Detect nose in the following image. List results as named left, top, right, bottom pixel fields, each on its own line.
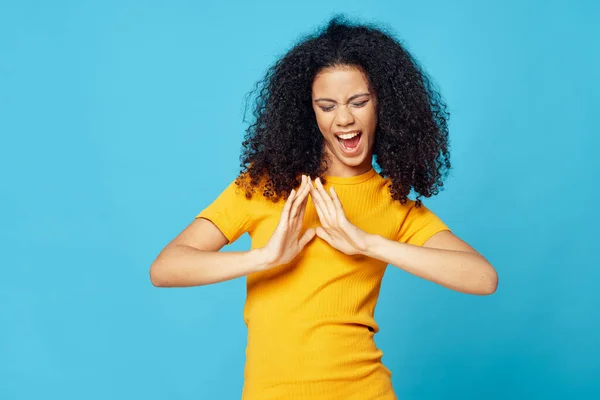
left=335, top=105, right=355, bottom=126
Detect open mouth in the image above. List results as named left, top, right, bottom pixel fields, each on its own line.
left=336, top=131, right=362, bottom=153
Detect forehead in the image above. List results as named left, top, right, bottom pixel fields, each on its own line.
left=312, top=66, right=370, bottom=97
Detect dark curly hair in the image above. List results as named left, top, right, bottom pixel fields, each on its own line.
left=238, top=15, right=451, bottom=207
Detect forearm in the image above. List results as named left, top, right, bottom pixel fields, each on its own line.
left=363, top=234, right=497, bottom=295
left=150, top=244, right=268, bottom=287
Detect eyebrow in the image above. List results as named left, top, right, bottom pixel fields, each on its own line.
left=314, top=92, right=371, bottom=103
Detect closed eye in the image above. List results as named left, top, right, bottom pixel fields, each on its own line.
left=319, top=100, right=369, bottom=112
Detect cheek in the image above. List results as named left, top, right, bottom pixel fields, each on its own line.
left=315, top=113, right=333, bottom=136
left=355, top=108, right=377, bottom=131
left=365, top=108, right=378, bottom=131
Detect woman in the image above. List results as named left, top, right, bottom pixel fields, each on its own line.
left=150, top=16, right=498, bottom=400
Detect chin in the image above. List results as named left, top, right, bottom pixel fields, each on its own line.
left=340, top=155, right=367, bottom=165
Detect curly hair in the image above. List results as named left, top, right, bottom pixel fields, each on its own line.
left=238, top=15, right=451, bottom=207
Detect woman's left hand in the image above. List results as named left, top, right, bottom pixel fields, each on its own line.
left=309, top=177, right=371, bottom=256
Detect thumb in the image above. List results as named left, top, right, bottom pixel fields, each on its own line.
left=299, top=227, right=316, bottom=248
left=315, top=226, right=332, bottom=243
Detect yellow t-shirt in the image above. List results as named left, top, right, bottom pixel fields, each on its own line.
left=196, top=167, right=449, bottom=400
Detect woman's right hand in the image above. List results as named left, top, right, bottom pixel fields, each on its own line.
left=258, top=174, right=315, bottom=270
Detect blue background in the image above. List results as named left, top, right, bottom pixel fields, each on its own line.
left=1, top=0, right=598, bottom=399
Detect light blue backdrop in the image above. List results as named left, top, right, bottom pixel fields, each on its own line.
left=1, top=0, right=598, bottom=399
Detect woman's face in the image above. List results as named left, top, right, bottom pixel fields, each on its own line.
left=311, top=65, right=377, bottom=177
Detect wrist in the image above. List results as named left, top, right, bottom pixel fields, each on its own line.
left=362, top=232, right=384, bottom=258
left=249, top=247, right=273, bottom=272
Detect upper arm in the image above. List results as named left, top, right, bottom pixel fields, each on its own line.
left=193, top=178, right=254, bottom=245
left=396, top=202, right=451, bottom=246
left=168, top=217, right=229, bottom=252
left=422, top=230, right=481, bottom=255
left=161, top=177, right=255, bottom=254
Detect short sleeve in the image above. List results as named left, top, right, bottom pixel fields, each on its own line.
left=396, top=202, right=450, bottom=246
left=195, top=179, right=253, bottom=244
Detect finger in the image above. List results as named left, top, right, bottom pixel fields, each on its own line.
left=299, top=175, right=312, bottom=200
left=289, top=175, right=308, bottom=219
left=309, top=180, right=331, bottom=226
left=296, top=186, right=311, bottom=225
left=298, top=227, right=316, bottom=248
left=295, top=176, right=311, bottom=213
left=316, top=226, right=333, bottom=243
left=315, top=178, right=337, bottom=220
left=312, top=194, right=328, bottom=226
left=279, top=188, right=296, bottom=226
left=329, top=186, right=345, bottom=217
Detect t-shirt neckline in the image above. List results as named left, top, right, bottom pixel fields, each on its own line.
left=323, top=167, right=377, bottom=185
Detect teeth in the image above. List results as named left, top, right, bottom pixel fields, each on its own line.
left=338, top=132, right=360, bottom=140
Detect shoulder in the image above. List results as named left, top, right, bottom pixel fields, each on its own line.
left=210, top=172, right=288, bottom=216
left=373, top=173, right=439, bottom=215
left=233, top=171, right=283, bottom=205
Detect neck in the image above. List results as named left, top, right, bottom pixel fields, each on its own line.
left=322, top=155, right=373, bottom=178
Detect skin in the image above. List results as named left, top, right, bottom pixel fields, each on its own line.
left=309, top=176, right=498, bottom=295
left=308, top=65, right=497, bottom=295
left=150, top=65, right=498, bottom=295
left=312, top=65, right=377, bottom=178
